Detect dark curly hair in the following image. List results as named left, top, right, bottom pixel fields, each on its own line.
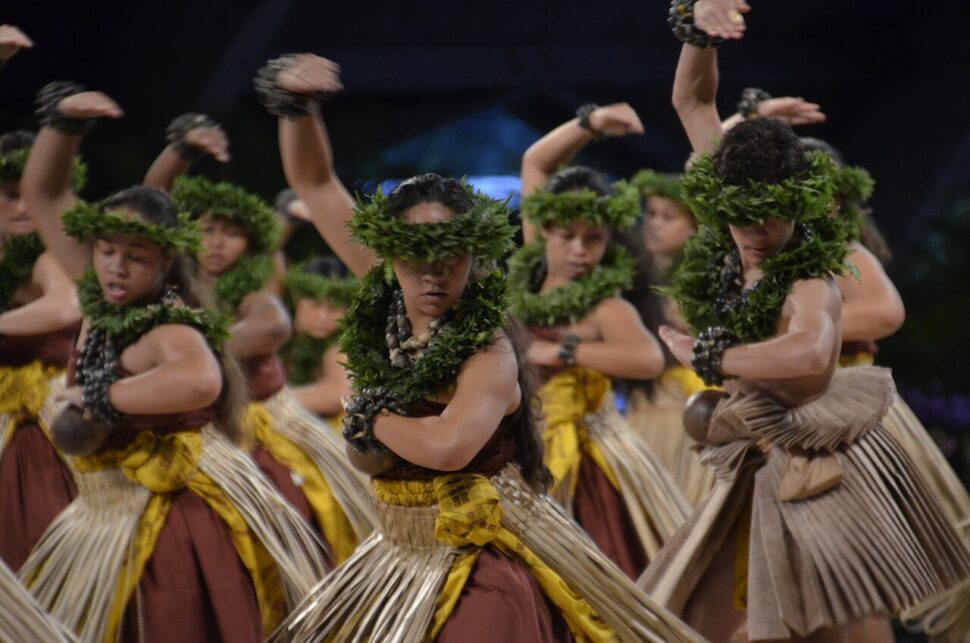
left=302, top=254, right=350, bottom=281
left=713, top=118, right=806, bottom=185
left=385, top=173, right=475, bottom=218
left=545, top=166, right=611, bottom=197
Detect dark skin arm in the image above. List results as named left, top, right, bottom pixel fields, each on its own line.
left=143, top=122, right=230, bottom=191
left=224, top=290, right=292, bottom=359
left=291, top=344, right=352, bottom=416
left=372, top=336, right=521, bottom=471
left=274, top=54, right=376, bottom=277
left=0, top=252, right=80, bottom=335
left=23, top=91, right=123, bottom=280
left=837, top=242, right=905, bottom=341
left=671, top=44, right=723, bottom=156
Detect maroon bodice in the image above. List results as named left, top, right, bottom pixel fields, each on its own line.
left=378, top=399, right=518, bottom=481
left=0, top=323, right=79, bottom=369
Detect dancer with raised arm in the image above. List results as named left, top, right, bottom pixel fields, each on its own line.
left=264, top=52, right=702, bottom=642
left=638, top=7, right=970, bottom=641
left=19, top=83, right=327, bottom=643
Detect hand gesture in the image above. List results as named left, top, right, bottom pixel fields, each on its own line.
left=694, top=0, right=750, bottom=40
left=184, top=125, right=230, bottom=162
left=277, top=54, right=344, bottom=96
left=758, top=97, right=826, bottom=126
left=527, top=340, right=563, bottom=367
left=587, top=103, right=645, bottom=138
left=658, top=325, right=695, bottom=368
left=57, top=91, right=124, bottom=120
left=0, top=25, right=33, bottom=62
left=56, top=386, right=85, bottom=408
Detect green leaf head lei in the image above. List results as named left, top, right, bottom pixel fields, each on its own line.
left=349, top=182, right=517, bottom=264
left=283, top=264, right=359, bottom=311
left=832, top=165, right=875, bottom=242
left=663, top=150, right=853, bottom=344
left=62, top=200, right=202, bottom=254
left=0, top=147, right=88, bottom=193
left=520, top=179, right=640, bottom=230
left=630, top=169, right=686, bottom=206
left=171, top=176, right=280, bottom=312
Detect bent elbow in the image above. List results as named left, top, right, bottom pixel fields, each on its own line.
left=192, top=372, right=224, bottom=408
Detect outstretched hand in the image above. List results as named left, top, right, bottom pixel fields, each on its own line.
left=0, top=25, right=33, bottom=62
left=658, top=325, right=695, bottom=368
left=694, top=0, right=751, bottom=40
left=758, top=97, right=826, bottom=126
left=57, top=91, right=123, bottom=120
left=184, top=125, right=230, bottom=162
left=277, top=54, right=344, bottom=96
left=587, top=102, right=645, bottom=138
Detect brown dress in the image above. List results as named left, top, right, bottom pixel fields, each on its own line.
left=381, top=400, right=573, bottom=642
left=0, top=325, right=78, bottom=570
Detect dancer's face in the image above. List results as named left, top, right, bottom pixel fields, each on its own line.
left=541, top=219, right=610, bottom=281
left=91, top=209, right=171, bottom=307
left=642, top=196, right=695, bottom=259
left=391, top=202, right=472, bottom=322
left=198, top=215, right=249, bottom=278
left=0, top=180, right=34, bottom=236
left=294, top=298, right=345, bottom=339
left=729, top=219, right=795, bottom=267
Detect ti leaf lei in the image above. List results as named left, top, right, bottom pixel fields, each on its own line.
left=0, top=233, right=44, bottom=310
left=663, top=223, right=850, bottom=344
left=78, top=270, right=230, bottom=350
left=281, top=333, right=333, bottom=386
left=339, top=267, right=508, bottom=407
left=507, top=241, right=635, bottom=327
left=213, top=253, right=274, bottom=313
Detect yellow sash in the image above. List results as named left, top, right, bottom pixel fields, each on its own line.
left=839, top=351, right=876, bottom=368
left=660, top=365, right=717, bottom=398
left=73, top=430, right=285, bottom=641
left=246, top=402, right=359, bottom=562
left=0, top=361, right=62, bottom=443
left=538, top=368, right=620, bottom=499
left=373, top=474, right=613, bottom=642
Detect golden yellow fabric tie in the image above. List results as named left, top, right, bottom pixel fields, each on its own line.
left=376, top=474, right=614, bottom=642
left=0, top=361, right=61, bottom=444
left=74, top=430, right=285, bottom=641
left=839, top=351, right=876, bottom=368
left=661, top=365, right=718, bottom=398
left=538, top=368, right=619, bottom=498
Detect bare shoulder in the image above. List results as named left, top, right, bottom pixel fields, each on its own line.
left=592, top=295, right=641, bottom=322
left=141, top=323, right=214, bottom=357
left=789, top=276, right=842, bottom=313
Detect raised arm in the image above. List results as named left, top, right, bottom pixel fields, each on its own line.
left=373, top=336, right=521, bottom=471
left=837, top=243, right=905, bottom=342
left=291, top=344, right=352, bottom=416
left=721, top=95, right=826, bottom=133
left=261, top=54, right=375, bottom=277
left=23, top=87, right=123, bottom=280
left=0, top=24, right=33, bottom=69
left=0, top=253, right=80, bottom=335
left=672, top=44, right=723, bottom=156
left=223, top=290, right=292, bottom=359
left=520, top=103, right=644, bottom=243
left=143, top=113, right=230, bottom=191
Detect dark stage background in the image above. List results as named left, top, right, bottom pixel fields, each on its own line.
left=2, top=6, right=969, bottom=633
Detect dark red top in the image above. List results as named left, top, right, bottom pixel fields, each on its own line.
left=0, top=323, right=79, bottom=369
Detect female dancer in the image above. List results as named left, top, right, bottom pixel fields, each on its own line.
left=263, top=52, right=702, bottom=642
left=280, top=256, right=356, bottom=420
left=516, top=110, right=690, bottom=577
left=0, top=129, right=82, bottom=569
left=639, top=16, right=970, bottom=642
left=19, top=83, right=326, bottom=642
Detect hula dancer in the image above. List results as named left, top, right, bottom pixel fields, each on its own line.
left=638, top=15, right=970, bottom=642
left=0, top=129, right=83, bottom=570
left=280, top=256, right=356, bottom=423
left=19, top=84, right=327, bottom=642
left=169, top=172, right=375, bottom=563
left=266, top=52, right=702, bottom=642
left=515, top=110, right=690, bottom=577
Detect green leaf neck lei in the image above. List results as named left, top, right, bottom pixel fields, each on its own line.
left=78, top=270, right=230, bottom=350
left=507, top=241, right=635, bottom=328
left=212, top=253, right=274, bottom=313
left=663, top=223, right=850, bottom=344
left=0, top=233, right=44, bottom=311
left=339, top=267, right=508, bottom=408
left=282, top=332, right=335, bottom=386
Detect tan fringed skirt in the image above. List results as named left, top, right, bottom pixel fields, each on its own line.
left=0, top=558, right=76, bottom=642
left=639, top=366, right=970, bottom=641
left=278, top=464, right=702, bottom=643
left=625, top=371, right=716, bottom=506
